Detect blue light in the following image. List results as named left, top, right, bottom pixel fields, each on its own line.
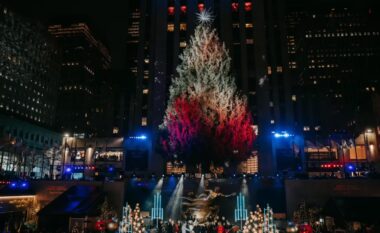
left=108, top=166, right=114, bottom=172
left=273, top=131, right=293, bottom=138
left=21, top=182, right=27, bottom=188
left=10, top=182, right=16, bottom=188
left=129, top=135, right=147, bottom=140
left=348, top=165, right=354, bottom=171
left=66, top=167, right=72, bottom=173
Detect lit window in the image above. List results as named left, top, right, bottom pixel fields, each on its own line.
left=180, top=23, right=187, bottom=31
left=276, top=66, right=283, bottom=72
left=267, top=66, right=272, bottom=75
left=270, top=120, right=275, bottom=124
left=303, top=126, right=310, bottom=131
left=315, top=126, right=321, bottom=131
left=292, top=95, right=296, bottom=101
left=143, top=89, right=149, bottom=94
left=144, top=58, right=149, bottom=64
left=167, top=24, right=174, bottom=32
left=113, top=127, right=119, bottom=134
left=245, top=23, right=253, bottom=28
left=141, top=117, right=148, bottom=126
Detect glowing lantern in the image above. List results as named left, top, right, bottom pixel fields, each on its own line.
left=232, top=3, right=239, bottom=12
left=245, top=2, right=252, bottom=11
left=168, top=6, right=175, bottom=16
left=180, top=5, right=187, bottom=13
left=198, top=3, right=205, bottom=12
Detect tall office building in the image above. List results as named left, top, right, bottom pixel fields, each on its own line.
left=281, top=0, right=380, bottom=172
left=0, top=4, right=60, bottom=127
left=126, top=0, right=294, bottom=174
left=284, top=0, right=380, bottom=136
left=48, top=23, right=114, bottom=138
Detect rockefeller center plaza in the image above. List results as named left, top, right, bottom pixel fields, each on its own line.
left=1, top=0, right=380, bottom=232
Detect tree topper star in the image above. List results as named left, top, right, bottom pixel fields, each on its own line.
left=196, top=10, right=214, bottom=24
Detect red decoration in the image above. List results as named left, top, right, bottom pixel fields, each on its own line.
left=168, top=6, right=175, bottom=16
left=198, top=3, right=205, bottom=12
left=163, top=96, right=255, bottom=164
left=180, top=5, right=187, bottom=13
left=245, top=2, right=252, bottom=11
left=299, top=224, right=313, bottom=233
left=95, top=220, right=106, bottom=231
left=232, top=3, right=239, bottom=12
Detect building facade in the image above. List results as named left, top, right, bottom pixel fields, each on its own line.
left=282, top=0, right=380, bottom=173
left=0, top=4, right=60, bottom=128
left=48, top=23, right=114, bottom=138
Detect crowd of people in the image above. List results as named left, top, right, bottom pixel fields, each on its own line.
left=149, top=215, right=240, bottom=233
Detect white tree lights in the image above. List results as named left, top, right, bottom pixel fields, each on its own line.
left=119, top=203, right=145, bottom=233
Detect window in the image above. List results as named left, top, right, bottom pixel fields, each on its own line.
left=113, top=127, right=119, bottom=134
left=167, top=24, right=174, bottom=32
left=292, top=95, right=297, bottom=101
left=303, top=126, right=310, bottom=131
left=143, top=89, right=149, bottom=94
left=245, top=23, right=253, bottom=28
left=180, top=23, right=187, bottom=31
left=141, top=117, right=148, bottom=126
left=267, top=66, right=272, bottom=75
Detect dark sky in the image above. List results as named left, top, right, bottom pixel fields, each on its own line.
left=2, top=0, right=129, bottom=71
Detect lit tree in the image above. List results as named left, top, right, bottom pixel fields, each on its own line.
left=161, top=11, right=255, bottom=166
left=243, top=205, right=264, bottom=233
left=131, top=203, right=145, bottom=233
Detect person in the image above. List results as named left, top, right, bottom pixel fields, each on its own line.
left=216, top=222, right=225, bottom=233
left=181, top=221, right=188, bottom=233
left=173, top=221, right=180, bottom=233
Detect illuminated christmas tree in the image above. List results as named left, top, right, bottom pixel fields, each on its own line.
left=263, top=204, right=278, bottom=233
left=243, top=205, right=264, bottom=233
left=119, top=204, right=133, bottom=233
left=131, top=203, right=145, bottom=233
left=161, top=10, right=255, bottom=166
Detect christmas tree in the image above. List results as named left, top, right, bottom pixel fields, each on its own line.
left=119, top=204, right=133, bottom=233
left=161, top=10, right=255, bottom=166
left=263, top=204, right=278, bottom=233
left=131, top=203, right=145, bottom=233
left=243, top=205, right=264, bottom=233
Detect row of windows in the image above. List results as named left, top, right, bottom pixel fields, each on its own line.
left=305, top=31, right=380, bottom=38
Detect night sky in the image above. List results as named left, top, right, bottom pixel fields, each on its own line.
left=2, top=0, right=129, bottom=71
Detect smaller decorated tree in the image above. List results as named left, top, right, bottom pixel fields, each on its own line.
left=263, top=204, right=278, bottom=233
left=131, top=203, right=145, bottom=233
left=243, top=205, right=263, bottom=233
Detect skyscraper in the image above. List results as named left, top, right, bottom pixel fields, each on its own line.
left=0, top=4, right=60, bottom=127
left=48, top=23, right=114, bottom=138
left=282, top=0, right=380, bottom=172
left=284, top=0, right=380, bottom=136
